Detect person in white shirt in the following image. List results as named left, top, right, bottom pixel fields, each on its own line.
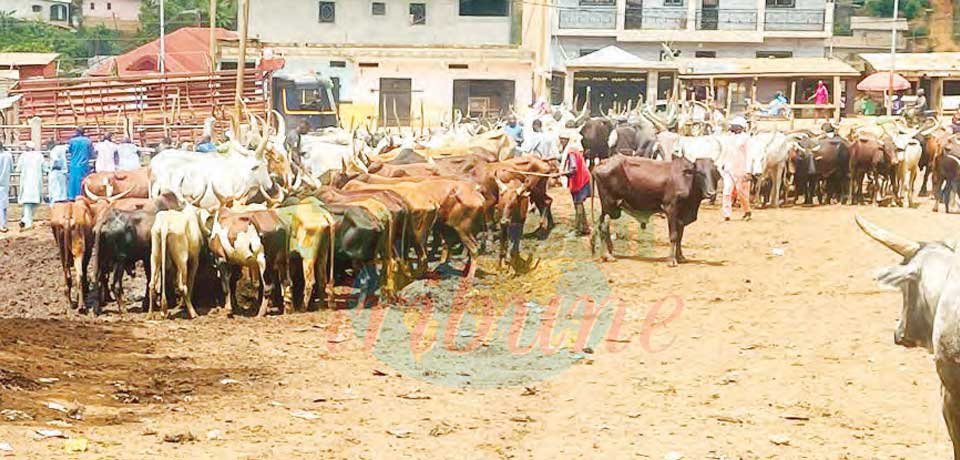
left=16, top=143, right=45, bottom=229
left=117, top=137, right=141, bottom=171
left=94, top=132, right=119, bottom=173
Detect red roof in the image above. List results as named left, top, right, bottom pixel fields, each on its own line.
left=88, top=27, right=238, bottom=77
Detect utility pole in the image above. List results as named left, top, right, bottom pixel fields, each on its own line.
left=209, top=0, right=217, bottom=71
left=887, top=0, right=899, bottom=116
left=234, top=0, right=250, bottom=135
left=159, top=0, right=166, bottom=73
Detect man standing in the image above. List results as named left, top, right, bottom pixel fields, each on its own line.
left=0, top=145, right=11, bottom=233
left=285, top=121, right=311, bottom=166
left=67, top=128, right=94, bottom=200
left=503, top=115, right=524, bottom=150
left=17, top=143, right=45, bottom=229
left=94, top=132, right=119, bottom=173
left=47, top=141, right=68, bottom=204
left=562, top=139, right=592, bottom=236
left=117, top=137, right=141, bottom=170
left=720, top=117, right=752, bottom=222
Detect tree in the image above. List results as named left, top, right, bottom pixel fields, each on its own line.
left=137, top=0, right=237, bottom=42
left=864, top=0, right=931, bottom=20
left=0, top=13, right=131, bottom=74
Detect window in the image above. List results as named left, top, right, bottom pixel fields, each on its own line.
left=89, top=2, right=94, bottom=10
left=579, top=48, right=599, bottom=57
left=944, top=80, right=960, bottom=96
left=107, top=2, right=111, bottom=10
left=695, top=51, right=717, bottom=58
left=756, top=51, right=793, bottom=58
left=372, top=2, right=385, bottom=15
left=31, top=5, right=41, bottom=12
left=50, top=4, right=67, bottom=21
left=318, top=1, right=335, bottom=23
left=449, top=63, right=469, bottom=69
left=459, top=0, right=508, bottom=16
left=664, top=0, right=683, bottom=5
left=766, top=0, right=795, bottom=7
left=410, top=3, right=426, bottom=25
left=358, top=62, right=379, bottom=68
left=580, top=0, right=615, bottom=5
left=329, top=60, right=346, bottom=68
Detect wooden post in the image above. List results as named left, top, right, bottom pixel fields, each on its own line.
left=209, top=0, right=217, bottom=70
left=833, top=75, right=842, bottom=121
left=790, top=80, right=797, bottom=121
left=233, top=0, right=250, bottom=136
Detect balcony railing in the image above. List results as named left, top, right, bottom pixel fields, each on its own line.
left=558, top=6, right=616, bottom=30
left=695, top=9, right=757, bottom=31
left=625, top=7, right=688, bottom=30
left=764, top=9, right=826, bottom=31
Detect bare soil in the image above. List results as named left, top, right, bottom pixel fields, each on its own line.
left=0, top=193, right=953, bottom=459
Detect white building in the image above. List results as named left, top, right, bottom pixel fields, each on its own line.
left=240, top=0, right=551, bottom=127
left=0, top=0, right=73, bottom=27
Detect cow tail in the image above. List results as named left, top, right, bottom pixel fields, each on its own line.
left=328, top=214, right=336, bottom=307
left=590, top=171, right=597, bottom=227
left=160, top=226, right=168, bottom=310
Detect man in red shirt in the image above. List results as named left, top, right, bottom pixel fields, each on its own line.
left=562, top=139, right=592, bottom=236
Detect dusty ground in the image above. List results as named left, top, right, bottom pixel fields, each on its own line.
left=0, top=192, right=954, bottom=459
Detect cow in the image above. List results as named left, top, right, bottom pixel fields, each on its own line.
left=933, top=136, right=960, bottom=213
left=50, top=199, right=107, bottom=311
left=149, top=204, right=207, bottom=319
left=494, top=179, right=535, bottom=270
left=747, top=132, right=795, bottom=209
left=857, top=215, right=960, bottom=458
left=276, top=198, right=340, bottom=310
left=592, top=155, right=719, bottom=266
left=891, top=132, right=923, bottom=208
left=849, top=134, right=894, bottom=205
left=580, top=118, right=614, bottom=166
left=90, top=193, right=179, bottom=315
left=82, top=168, right=151, bottom=200
left=209, top=204, right=289, bottom=317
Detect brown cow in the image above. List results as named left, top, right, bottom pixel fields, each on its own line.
left=849, top=135, right=895, bottom=205
left=83, top=168, right=151, bottom=201
left=593, top=156, right=719, bottom=266
left=50, top=200, right=107, bottom=311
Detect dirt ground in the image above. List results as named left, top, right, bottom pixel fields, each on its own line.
left=0, top=191, right=954, bottom=459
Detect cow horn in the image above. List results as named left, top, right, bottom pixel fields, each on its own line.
left=189, top=183, right=208, bottom=208
left=855, top=215, right=920, bottom=258
left=105, top=187, right=134, bottom=204
left=211, top=182, right=228, bottom=208
left=260, top=184, right=285, bottom=207
left=84, top=183, right=105, bottom=202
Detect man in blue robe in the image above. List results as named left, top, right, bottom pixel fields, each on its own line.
left=67, top=128, right=94, bottom=200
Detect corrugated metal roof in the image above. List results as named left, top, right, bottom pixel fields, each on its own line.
left=0, top=53, right=59, bottom=67
left=676, top=57, right=860, bottom=77
left=565, top=46, right=677, bottom=71
left=87, top=27, right=238, bottom=77
left=859, top=52, right=960, bottom=74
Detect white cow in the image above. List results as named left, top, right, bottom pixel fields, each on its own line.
left=747, top=132, right=795, bottom=208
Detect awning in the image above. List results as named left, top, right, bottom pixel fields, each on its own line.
left=857, top=72, right=911, bottom=92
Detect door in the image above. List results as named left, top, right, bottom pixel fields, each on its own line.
left=379, top=78, right=412, bottom=128
left=700, top=0, right=718, bottom=30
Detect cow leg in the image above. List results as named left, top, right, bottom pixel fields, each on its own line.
left=173, top=252, right=197, bottom=319
left=675, top=223, right=687, bottom=264
left=943, top=387, right=960, bottom=460
left=258, top=254, right=273, bottom=317
left=112, top=265, right=126, bottom=316
left=920, top=166, right=931, bottom=196
left=597, top=215, right=615, bottom=263
left=300, top=257, right=316, bottom=314
left=185, top=254, right=200, bottom=319
left=666, top=214, right=680, bottom=267
left=73, top=256, right=86, bottom=314
left=772, top=166, right=783, bottom=209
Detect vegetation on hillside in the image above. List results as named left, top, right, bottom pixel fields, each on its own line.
left=863, top=0, right=930, bottom=20
left=137, top=0, right=237, bottom=42
left=0, top=11, right=129, bottom=73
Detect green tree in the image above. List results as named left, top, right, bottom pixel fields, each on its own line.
left=0, top=12, right=133, bottom=74
left=864, top=0, right=931, bottom=20
left=137, top=0, right=237, bottom=42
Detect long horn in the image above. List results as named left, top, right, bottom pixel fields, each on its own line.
left=84, top=183, right=105, bottom=202
left=106, top=187, right=134, bottom=204
left=189, top=182, right=209, bottom=208
left=211, top=182, right=228, bottom=207
left=855, top=215, right=921, bottom=258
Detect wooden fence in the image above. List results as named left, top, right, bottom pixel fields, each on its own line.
left=9, top=69, right=267, bottom=147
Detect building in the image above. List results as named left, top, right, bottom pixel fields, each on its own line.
left=237, top=0, right=550, bottom=128
left=87, top=27, right=237, bottom=77
left=0, top=53, right=59, bottom=80
left=83, top=0, right=142, bottom=32
left=860, top=52, right=960, bottom=112
left=0, top=0, right=73, bottom=27
left=831, top=16, right=908, bottom=70
left=553, top=0, right=835, bottom=65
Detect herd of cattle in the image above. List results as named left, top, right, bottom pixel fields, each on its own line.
left=50, top=118, right=561, bottom=319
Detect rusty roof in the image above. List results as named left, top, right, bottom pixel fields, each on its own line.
left=859, top=52, right=960, bottom=75
left=87, top=27, right=238, bottom=77
left=676, top=57, right=860, bottom=78
left=0, top=53, right=59, bottom=67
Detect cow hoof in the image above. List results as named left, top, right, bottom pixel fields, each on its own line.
left=668, top=260, right=679, bottom=268
left=601, top=255, right=617, bottom=263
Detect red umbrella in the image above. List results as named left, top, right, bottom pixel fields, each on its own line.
left=857, top=72, right=911, bottom=92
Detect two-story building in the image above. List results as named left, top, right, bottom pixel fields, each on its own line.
left=83, top=0, right=141, bottom=32
left=0, top=0, right=74, bottom=27
left=236, top=0, right=550, bottom=128
left=553, top=0, right=834, bottom=63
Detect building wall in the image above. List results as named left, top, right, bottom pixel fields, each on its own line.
left=554, top=36, right=826, bottom=64
left=0, top=0, right=71, bottom=25
left=248, top=0, right=513, bottom=46
left=17, top=62, right=56, bottom=79
left=85, top=0, right=139, bottom=20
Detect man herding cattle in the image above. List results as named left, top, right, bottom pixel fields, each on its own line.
left=562, top=139, right=592, bottom=237
left=720, top=116, right=752, bottom=222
